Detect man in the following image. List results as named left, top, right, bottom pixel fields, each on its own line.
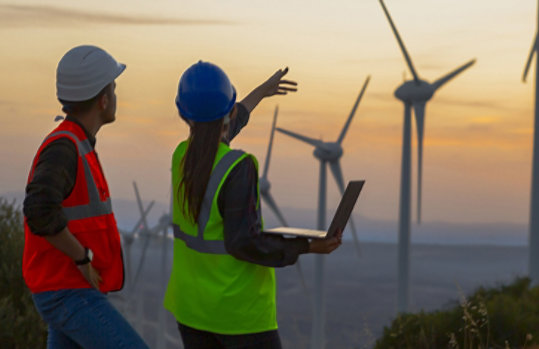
left=23, top=45, right=148, bottom=349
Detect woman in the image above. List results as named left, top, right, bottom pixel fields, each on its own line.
left=164, top=61, right=342, bottom=349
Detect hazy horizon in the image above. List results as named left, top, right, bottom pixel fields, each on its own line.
left=5, top=188, right=527, bottom=247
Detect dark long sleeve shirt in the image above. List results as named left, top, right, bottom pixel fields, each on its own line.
left=219, top=104, right=309, bottom=267
left=23, top=103, right=308, bottom=267
left=219, top=156, right=309, bottom=267
left=23, top=116, right=93, bottom=236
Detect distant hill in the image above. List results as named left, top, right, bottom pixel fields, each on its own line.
left=261, top=206, right=528, bottom=247
left=3, top=192, right=527, bottom=246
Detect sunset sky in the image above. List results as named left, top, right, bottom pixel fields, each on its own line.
left=0, top=0, right=537, bottom=228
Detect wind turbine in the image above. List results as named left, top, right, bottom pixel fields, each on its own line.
left=378, top=0, right=475, bottom=312
left=276, top=76, right=369, bottom=349
left=113, top=192, right=154, bottom=319
left=120, top=198, right=155, bottom=287
left=522, top=1, right=539, bottom=286
left=260, top=106, right=308, bottom=292
left=128, top=182, right=173, bottom=349
left=131, top=181, right=154, bottom=288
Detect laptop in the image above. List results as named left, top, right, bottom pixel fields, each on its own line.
left=264, top=180, right=365, bottom=239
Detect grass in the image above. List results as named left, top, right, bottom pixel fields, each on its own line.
left=375, top=277, right=539, bottom=349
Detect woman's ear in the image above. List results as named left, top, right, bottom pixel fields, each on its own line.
left=230, top=104, right=238, bottom=120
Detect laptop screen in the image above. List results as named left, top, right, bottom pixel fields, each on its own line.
left=326, top=180, right=365, bottom=238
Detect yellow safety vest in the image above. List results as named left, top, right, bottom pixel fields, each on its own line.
left=164, top=141, right=277, bottom=334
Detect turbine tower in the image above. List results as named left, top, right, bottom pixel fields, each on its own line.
left=260, top=106, right=308, bottom=292
left=129, top=182, right=172, bottom=349
left=120, top=194, right=154, bottom=288
left=378, top=0, right=475, bottom=312
left=276, top=76, right=370, bottom=349
left=522, top=0, right=539, bottom=286
left=260, top=106, right=289, bottom=227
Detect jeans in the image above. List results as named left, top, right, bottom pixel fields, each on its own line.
left=178, top=322, right=282, bottom=349
left=32, top=288, right=148, bottom=349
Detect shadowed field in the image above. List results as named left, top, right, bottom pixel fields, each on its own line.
left=110, top=239, right=527, bottom=348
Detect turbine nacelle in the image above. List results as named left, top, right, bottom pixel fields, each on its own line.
left=314, top=142, right=343, bottom=162
left=394, top=80, right=434, bottom=103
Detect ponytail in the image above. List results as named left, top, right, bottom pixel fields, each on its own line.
left=178, top=118, right=224, bottom=223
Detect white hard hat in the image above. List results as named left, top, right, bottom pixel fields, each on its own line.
left=56, top=45, right=126, bottom=102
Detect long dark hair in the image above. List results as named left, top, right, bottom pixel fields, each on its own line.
left=178, top=118, right=224, bottom=223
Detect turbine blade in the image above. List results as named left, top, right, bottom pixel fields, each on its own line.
left=132, top=231, right=151, bottom=288
left=133, top=181, right=150, bottom=231
left=261, top=191, right=289, bottom=227
left=329, top=161, right=346, bottom=193
left=347, top=215, right=362, bottom=257
left=318, top=160, right=327, bottom=230
left=329, top=161, right=361, bottom=256
left=432, top=59, right=476, bottom=91
left=276, top=127, right=321, bottom=148
left=132, top=212, right=170, bottom=288
left=413, top=102, right=426, bottom=225
left=130, top=201, right=155, bottom=234
left=379, top=0, right=420, bottom=83
left=263, top=106, right=279, bottom=179
left=131, top=182, right=154, bottom=288
left=337, top=76, right=370, bottom=144
left=523, top=33, right=538, bottom=83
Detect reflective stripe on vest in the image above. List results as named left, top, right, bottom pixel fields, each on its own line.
left=44, top=130, right=112, bottom=220
left=173, top=149, right=262, bottom=255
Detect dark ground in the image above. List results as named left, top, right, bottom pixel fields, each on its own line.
left=110, top=239, right=527, bottom=349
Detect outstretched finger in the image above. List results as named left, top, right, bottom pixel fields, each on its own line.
left=273, top=67, right=290, bottom=80
left=278, top=86, right=297, bottom=92
left=279, top=79, right=297, bottom=86
left=279, top=67, right=289, bottom=77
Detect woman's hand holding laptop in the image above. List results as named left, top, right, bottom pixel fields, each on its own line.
left=308, top=229, right=343, bottom=254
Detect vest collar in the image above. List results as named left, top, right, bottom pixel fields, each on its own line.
left=65, top=115, right=96, bottom=148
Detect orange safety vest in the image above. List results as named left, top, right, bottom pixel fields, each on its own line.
left=23, top=120, right=124, bottom=293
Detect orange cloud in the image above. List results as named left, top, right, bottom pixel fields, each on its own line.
left=0, top=4, right=235, bottom=28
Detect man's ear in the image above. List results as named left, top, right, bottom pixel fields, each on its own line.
left=98, top=93, right=109, bottom=110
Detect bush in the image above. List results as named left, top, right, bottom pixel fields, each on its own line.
left=0, top=198, right=47, bottom=348
left=375, top=277, right=539, bottom=349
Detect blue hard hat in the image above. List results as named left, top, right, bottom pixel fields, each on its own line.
left=175, top=61, right=236, bottom=122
